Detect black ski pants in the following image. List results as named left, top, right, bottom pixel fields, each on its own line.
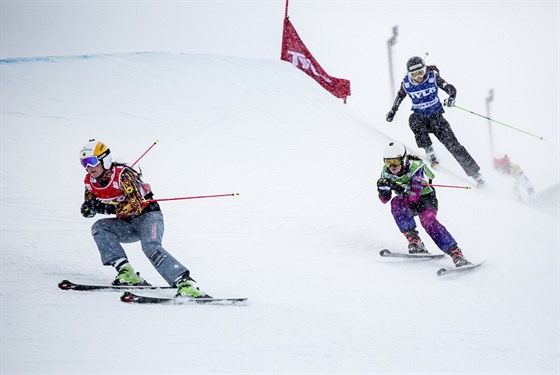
left=409, top=111, right=480, bottom=177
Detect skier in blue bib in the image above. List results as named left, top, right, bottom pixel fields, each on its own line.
left=386, top=56, right=484, bottom=187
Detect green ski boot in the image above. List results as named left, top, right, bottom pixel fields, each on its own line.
left=112, top=264, right=150, bottom=286
left=175, top=276, right=212, bottom=298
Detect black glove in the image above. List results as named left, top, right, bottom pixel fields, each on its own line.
left=390, top=182, right=406, bottom=195
left=91, top=199, right=117, bottom=215
left=386, top=109, right=396, bottom=122
left=377, top=178, right=392, bottom=201
left=377, top=178, right=392, bottom=193
left=378, top=178, right=406, bottom=194
left=80, top=201, right=96, bottom=218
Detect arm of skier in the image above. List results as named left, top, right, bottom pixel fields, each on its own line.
left=386, top=84, right=407, bottom=122
left=436, top=73, right=457, bottom=106
left=117, top=168, right=145, bottom=217
left=80, top=189, right=96, bottom=217
left=377, top=178, right=393, bottom=204
left=407, top=169, right=424, bottom=203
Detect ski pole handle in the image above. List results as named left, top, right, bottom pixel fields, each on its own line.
left=148, top=193, right=239, bottom=202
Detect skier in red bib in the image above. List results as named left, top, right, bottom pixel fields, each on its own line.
left=79, top=139, right=210, bottom=298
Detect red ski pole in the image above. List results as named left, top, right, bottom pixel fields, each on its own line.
left=131, top=140, right=159, bottom=168
left=423, top=183, right=471, bottom=190
left=148, top=193, right=239, bottom=203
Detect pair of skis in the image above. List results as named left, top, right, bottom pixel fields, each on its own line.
left=59, top=247, right=483, bottom=302
left=379, top=249, right=485, bottom=276
left=58, top=280, right=247, bottom=305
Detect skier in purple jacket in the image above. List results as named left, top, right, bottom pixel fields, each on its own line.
left=377, top=142, right=471, bottom=267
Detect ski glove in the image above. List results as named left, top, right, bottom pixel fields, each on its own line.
left=377, top=178, right=406, bottom=195
left=377, top=178, right=392, bottom=192
left=386, top=109, right=396, bottom=122
left=377, top=178, right=392, bottom=202
left=391, top=182, right=406, bottom=195
left=80, top=202, right=96, bottom=218
left=444, top=97, right=455, bottom=107
left=91, top=199, right=117, bottom=215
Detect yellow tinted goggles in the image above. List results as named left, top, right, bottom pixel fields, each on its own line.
left=384, top=157, right=403, bottom=168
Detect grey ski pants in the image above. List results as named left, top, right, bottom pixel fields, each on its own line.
left=90, top=211, right=188, bottom=286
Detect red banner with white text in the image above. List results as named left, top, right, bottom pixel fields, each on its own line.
left=281, top=18, right=351, bottom=102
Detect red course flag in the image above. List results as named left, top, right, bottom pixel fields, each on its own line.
left=281, top=17, right=351, bottom=102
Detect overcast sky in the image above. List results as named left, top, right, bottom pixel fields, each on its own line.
left=1, top=1, right=285, bottom=59
left=2, top=1, right=558, bottom=63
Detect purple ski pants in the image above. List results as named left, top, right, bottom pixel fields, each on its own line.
left=390, top=195, right=456, bottom=252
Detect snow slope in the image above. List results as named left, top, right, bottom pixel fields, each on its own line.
left=1, top=53, right=558, bottom=374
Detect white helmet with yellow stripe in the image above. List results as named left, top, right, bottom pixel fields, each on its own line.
left=79, top=139, right=112, bottom=169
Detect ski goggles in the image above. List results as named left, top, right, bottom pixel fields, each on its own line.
left=384, top=157, right=403, bottom=168
left=80, top=156, right=101, bottom=168
left=409, top=68, right=426, bottom=79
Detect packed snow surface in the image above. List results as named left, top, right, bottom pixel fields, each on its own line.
left=1, top=52, right=558, bottom=374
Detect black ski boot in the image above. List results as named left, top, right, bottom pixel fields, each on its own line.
left=446, top=245, right=472, bottom=267
left=403, top=228, right=428, bottom=254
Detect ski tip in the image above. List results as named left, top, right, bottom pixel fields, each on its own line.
left=379, top=249, right=391, bottom=257
left=120, top=292, right=139, bottom=303
left=58, top=280, right=74, bottom=290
